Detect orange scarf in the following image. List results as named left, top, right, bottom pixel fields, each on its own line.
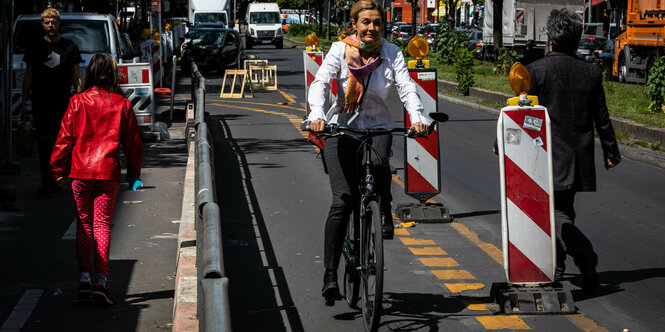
left=342, top=35, right=382, bottom=113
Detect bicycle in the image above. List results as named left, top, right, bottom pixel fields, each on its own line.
left=302, top=112, right=448, bottom=332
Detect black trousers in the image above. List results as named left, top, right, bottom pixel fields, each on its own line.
left=554, top=190, right=596, bottom=268
left=323, top=134, right=392, bottom=270
left=33, top=100, right=68, bottom=186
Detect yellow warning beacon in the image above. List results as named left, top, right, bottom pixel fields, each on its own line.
left=507, top=62, right=539, bottom=106
left=407, top=35, right=430, bottom=69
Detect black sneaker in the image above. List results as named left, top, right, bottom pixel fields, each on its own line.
left=76, top=281, right=92, bottom=301
left=92, top=284, right=114, bottom=306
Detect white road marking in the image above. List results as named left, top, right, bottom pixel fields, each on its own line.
left=61, top=218, right=77, bottom=240
left=0, top=289, right=43, bottom=331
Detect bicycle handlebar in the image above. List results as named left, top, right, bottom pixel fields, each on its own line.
left=300, top=111, right=448, bottom=139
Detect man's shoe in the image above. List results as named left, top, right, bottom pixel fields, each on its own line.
left=321, top=269, right=342, bottom=305
left=92, top=284, right=114, bottom=306
left=576, top=253, right=599, bottom=293
left=76, top=281, right=92, bottom=301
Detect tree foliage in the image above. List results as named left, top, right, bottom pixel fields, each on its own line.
left=646, top=56, right=665, bottom=113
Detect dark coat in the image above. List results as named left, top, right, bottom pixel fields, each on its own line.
left=527, top=52, right=621, bottom=192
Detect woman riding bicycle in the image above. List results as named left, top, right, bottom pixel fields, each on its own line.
left=306, top=0, right=431, bottom=303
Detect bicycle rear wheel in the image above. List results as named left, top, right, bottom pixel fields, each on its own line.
left=343, top=212, right=360, bottom=309
left=361, top=200, right=384, bottom=332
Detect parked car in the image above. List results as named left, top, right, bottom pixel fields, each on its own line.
left=392, top=21, right=409, bottom=34
left=179, top=23, right=225, bottom=56
left=468, top=30, right=483, bottom=58
left=422, top=23, right=441, bottom=50
left=393, top=24, right=413, bottom=43
left=181, top=27, right=242, bottom=74
left=577, top=34, right=607, bottom=61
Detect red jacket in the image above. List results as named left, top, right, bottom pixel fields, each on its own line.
left=50, top=86, right=142, bottom=182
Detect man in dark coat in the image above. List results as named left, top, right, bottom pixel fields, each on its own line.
left=526, top=8, right=621, bottom=293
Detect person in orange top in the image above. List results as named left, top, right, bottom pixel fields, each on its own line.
left=50, top=53, right=143, bottom=306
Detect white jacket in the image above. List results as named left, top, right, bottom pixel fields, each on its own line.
left=307, top=40, right=430, bottom=129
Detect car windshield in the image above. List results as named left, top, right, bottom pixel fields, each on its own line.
left=191, top=30, right=225, bottom=46
left=579, top=37, right=604, bottom=50
left=399, top=25, right=411, bottom=33
left=195, top=13, right=227, bottom=25
left=250, top=12, right=281, bottom=24
left=14, top=19, right=110, bottom=54
left=428, top=25, right=441, bottom=33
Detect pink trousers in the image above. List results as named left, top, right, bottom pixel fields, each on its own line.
left=71, top=179, right=119, bottom=276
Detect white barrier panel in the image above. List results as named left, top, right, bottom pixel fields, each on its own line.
left=404, top=69, right=440, bottom=199
left=497, top=104, right=556, bottom=285
left=118, top=62, right=155, bottom=128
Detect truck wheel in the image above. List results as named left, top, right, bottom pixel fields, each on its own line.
left=246, top=38, right=253, bottom=49
left=618, top=56, right=627, bottom=83
left=276, top=40, right=283, bottom=49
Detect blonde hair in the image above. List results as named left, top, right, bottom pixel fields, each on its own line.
left=41, top=8, right=60, bottom=22
left=350, top=0, right=385, bottom=27
left=84, top=53, right=121, bottom=93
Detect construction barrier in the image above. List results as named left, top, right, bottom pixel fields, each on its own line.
left=404, top=69, right=440, bottom=198
left=302, top=51, right=337, bottom=116
left=118, top=61, right=155, bottom=128
left=395, top=68, right=450, bottom=223
left=496, top=100, right=556, bottom=284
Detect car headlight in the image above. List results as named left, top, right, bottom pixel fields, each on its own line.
left=249, top=28, right=254, bottom=35
left=276, top=28, right=283, bottom=36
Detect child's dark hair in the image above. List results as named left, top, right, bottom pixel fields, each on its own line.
left=83, top=53, right=121, bottom=93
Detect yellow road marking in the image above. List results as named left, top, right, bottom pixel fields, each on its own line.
left=449, top=221, right=504, bottom=266
left=567, top=314, right=609, bottom=332
left=212, top=99, right=306, bottom=112
left=444, top=283, right=485, bottom=293
left=476, top=315, right=531, bottom=330
left=462, top=300, right=489, bottom=311
left=408, top=246, right=447, bottom=255
left=394, top=229, right=411, bottom=236
left=277, top=87, right=297, bottom=104
left=399, top=238, right=436, bottom=246
left=419, top=257, right=459, bottom=267
left=432, top=270, right=475, bottom=279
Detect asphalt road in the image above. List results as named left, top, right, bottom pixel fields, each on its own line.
left=205, top=42, right=665, bottom=331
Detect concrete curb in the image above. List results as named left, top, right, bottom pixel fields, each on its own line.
left=172, top=118, right=199, bottom=331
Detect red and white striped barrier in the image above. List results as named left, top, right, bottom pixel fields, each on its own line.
left=404, top=69, right=440, bottom=198
left=303, top=51, right=338, bottom=116
left=303, top=51, right=323, bottom=116
left=497, top=103, right=556, bottom=284
left=118, top=62, right=155, bottom=128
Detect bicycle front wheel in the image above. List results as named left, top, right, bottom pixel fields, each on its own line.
left=343, top=211, right=360, bottom=309
left=361, top=200, right=384, bottom=332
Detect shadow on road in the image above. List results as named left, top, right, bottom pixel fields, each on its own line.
left=570, top=267, right=665, bottom=301
left=210, top=114, right=304, bottom=331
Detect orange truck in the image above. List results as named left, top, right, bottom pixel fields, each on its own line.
left=613, top=0, right=665, bottom=83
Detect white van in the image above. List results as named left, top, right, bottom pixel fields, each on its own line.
left=244, top=2, right=283, bottom=49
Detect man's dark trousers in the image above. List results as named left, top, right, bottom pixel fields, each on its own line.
left=554, top=190, right=596, bottom=269
left=34, top=99, right=68, bottom=187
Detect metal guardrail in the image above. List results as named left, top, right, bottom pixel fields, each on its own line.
left=191, top=62, right=232, bottom=332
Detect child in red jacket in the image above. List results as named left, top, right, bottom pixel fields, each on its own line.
left=50, top=53, right=143, bottom=305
